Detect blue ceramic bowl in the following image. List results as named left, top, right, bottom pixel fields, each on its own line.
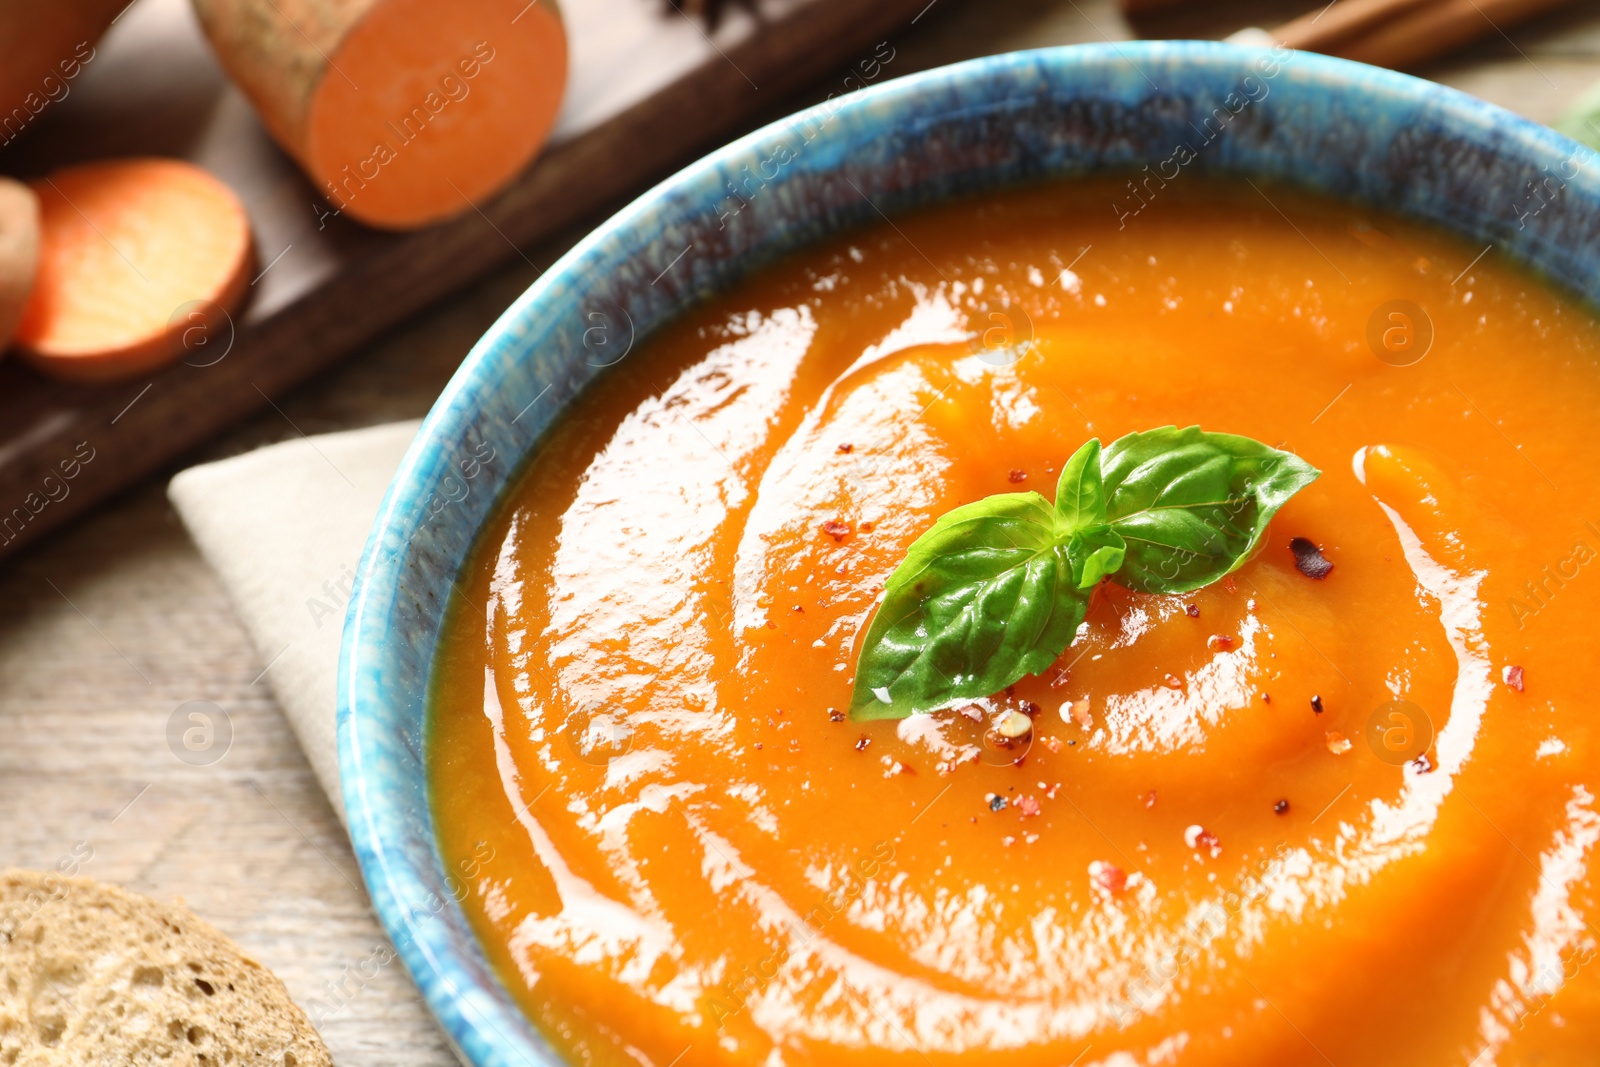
left=339, top=41, right=1600, bottom=1067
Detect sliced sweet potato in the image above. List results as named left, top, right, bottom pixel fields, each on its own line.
left=0, top=0, right=126, bottom=150
left=13, top=158, right=254, bottom=384
left=193, top=0, right=568, bottom=230
left=0, top=177, right=39, bottom=353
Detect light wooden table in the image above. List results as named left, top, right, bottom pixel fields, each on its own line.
left=4, top=2, right=1598, bottom=1063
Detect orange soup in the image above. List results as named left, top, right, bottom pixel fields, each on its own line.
left=429, top=180, right=1600, bottom=1066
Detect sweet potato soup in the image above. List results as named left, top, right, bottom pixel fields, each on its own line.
left=429, top=179, right=1600, bottom=1066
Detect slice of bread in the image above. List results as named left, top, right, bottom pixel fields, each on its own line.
left=0, top=870, right=333, bottom=1066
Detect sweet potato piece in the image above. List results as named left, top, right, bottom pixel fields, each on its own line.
left=0, top=177, right=39, bottom=354
left=193, top=0, right=568, bottom=230
left=0, top=0, right=125, bottom=149
left=14, top=158, right=254, bottom=384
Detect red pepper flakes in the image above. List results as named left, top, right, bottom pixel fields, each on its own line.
left=1143, top=790, right=1157, bottom=809
left=1273, top=798, right=1289, bottom=815
left=1008, top=468, right=1028, bottom=483
left=793, top=605, right=805, bottom=613
left=854, top=736, right=871, bottom=752
left=1184, top=603, right=1200, bottom=618
left=1223, top=576, right=1238, bottom=595
left=822, top=519, right=852, bottom=541
left=1163, top=673, right=1184, bottom=690
left=957, top=703, right=984, bottom=723
left=1040, top=736, right=1063, bottom=754
left=1262, top=692, right=1272, bottom=704
left=1090, top=860, right=1127, bottom=895
left=754, top=742, right=763, bottom=750
left=1411, top=752, right=1435, bottom=773
left=1049, top=668, right=1072, bottom=689
left=1185, top=825, right=1221, bottom=857
left=1017, top=795, right=1041, bottom=818
left=1207, top=634, right=1235, bottom=652
left=836, top=443, right=854, bottom=454
left=827, top=708, right=845, bottom=722
left=1310, top=694, right=1324, bottom=714
left=1503, top=665, right=1526, bottom=692
left=860, top=521, right=875, bottom=532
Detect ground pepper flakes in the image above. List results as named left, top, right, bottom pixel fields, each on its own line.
left=1503, top=665, right=1526, bottom=692
left=1185, top=825, right=1221, bottom=857
left=1090, top=860, right=1127, bottom=895
left=822, top=519, right=852, bottom=541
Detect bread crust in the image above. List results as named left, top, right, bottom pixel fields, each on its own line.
left=0, top=869, right=333, bottom=1067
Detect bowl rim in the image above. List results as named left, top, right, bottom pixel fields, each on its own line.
left=338, top=39, right=1597, bottom=1067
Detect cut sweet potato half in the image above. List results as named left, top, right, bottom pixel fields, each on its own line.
left=13, top=158, right=254, bottom=384
left=0, top=0, right=126, bottom=148
left=0, top=177, right=40, bottom=354
left=193, top=0, right=568, bottom=231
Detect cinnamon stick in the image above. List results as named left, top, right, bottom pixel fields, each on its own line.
left=1273, top=0, right=1439, bottom=53
left=1328, top=0, right=1575, bottom=69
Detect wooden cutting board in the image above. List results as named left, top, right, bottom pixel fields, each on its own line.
left=0, top=0, right=931, bottom=561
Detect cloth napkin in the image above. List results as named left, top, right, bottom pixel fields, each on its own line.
left=168, top=421, right=420, bottom=823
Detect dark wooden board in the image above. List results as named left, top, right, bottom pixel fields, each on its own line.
left=0, top=0, right=932, bottom=560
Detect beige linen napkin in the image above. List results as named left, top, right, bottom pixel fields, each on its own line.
left=168, top=421, right=420, bottom=822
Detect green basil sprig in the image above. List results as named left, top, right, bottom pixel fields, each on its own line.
left=849, top=426, right=1319, bottom=721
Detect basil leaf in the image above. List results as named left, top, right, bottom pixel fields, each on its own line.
left=1068, top=526, right=1126, bottom=589
left=848, top=426, right=1318, bottom=720
left=1054, top=437, right=1105, bottom=531
left=850, top=492, right=1088, bottom=721
left=1100, top=426, right=1319, bottom=594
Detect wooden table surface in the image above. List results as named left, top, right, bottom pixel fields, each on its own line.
left=5, top=2, right=1599, bottom=1063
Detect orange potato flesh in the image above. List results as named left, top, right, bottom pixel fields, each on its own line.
left=430, top=180, right=1600, bottom=1066
left=306, top=0, right=567, bottom=230
left=14, top=158, right=253, bottom=384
